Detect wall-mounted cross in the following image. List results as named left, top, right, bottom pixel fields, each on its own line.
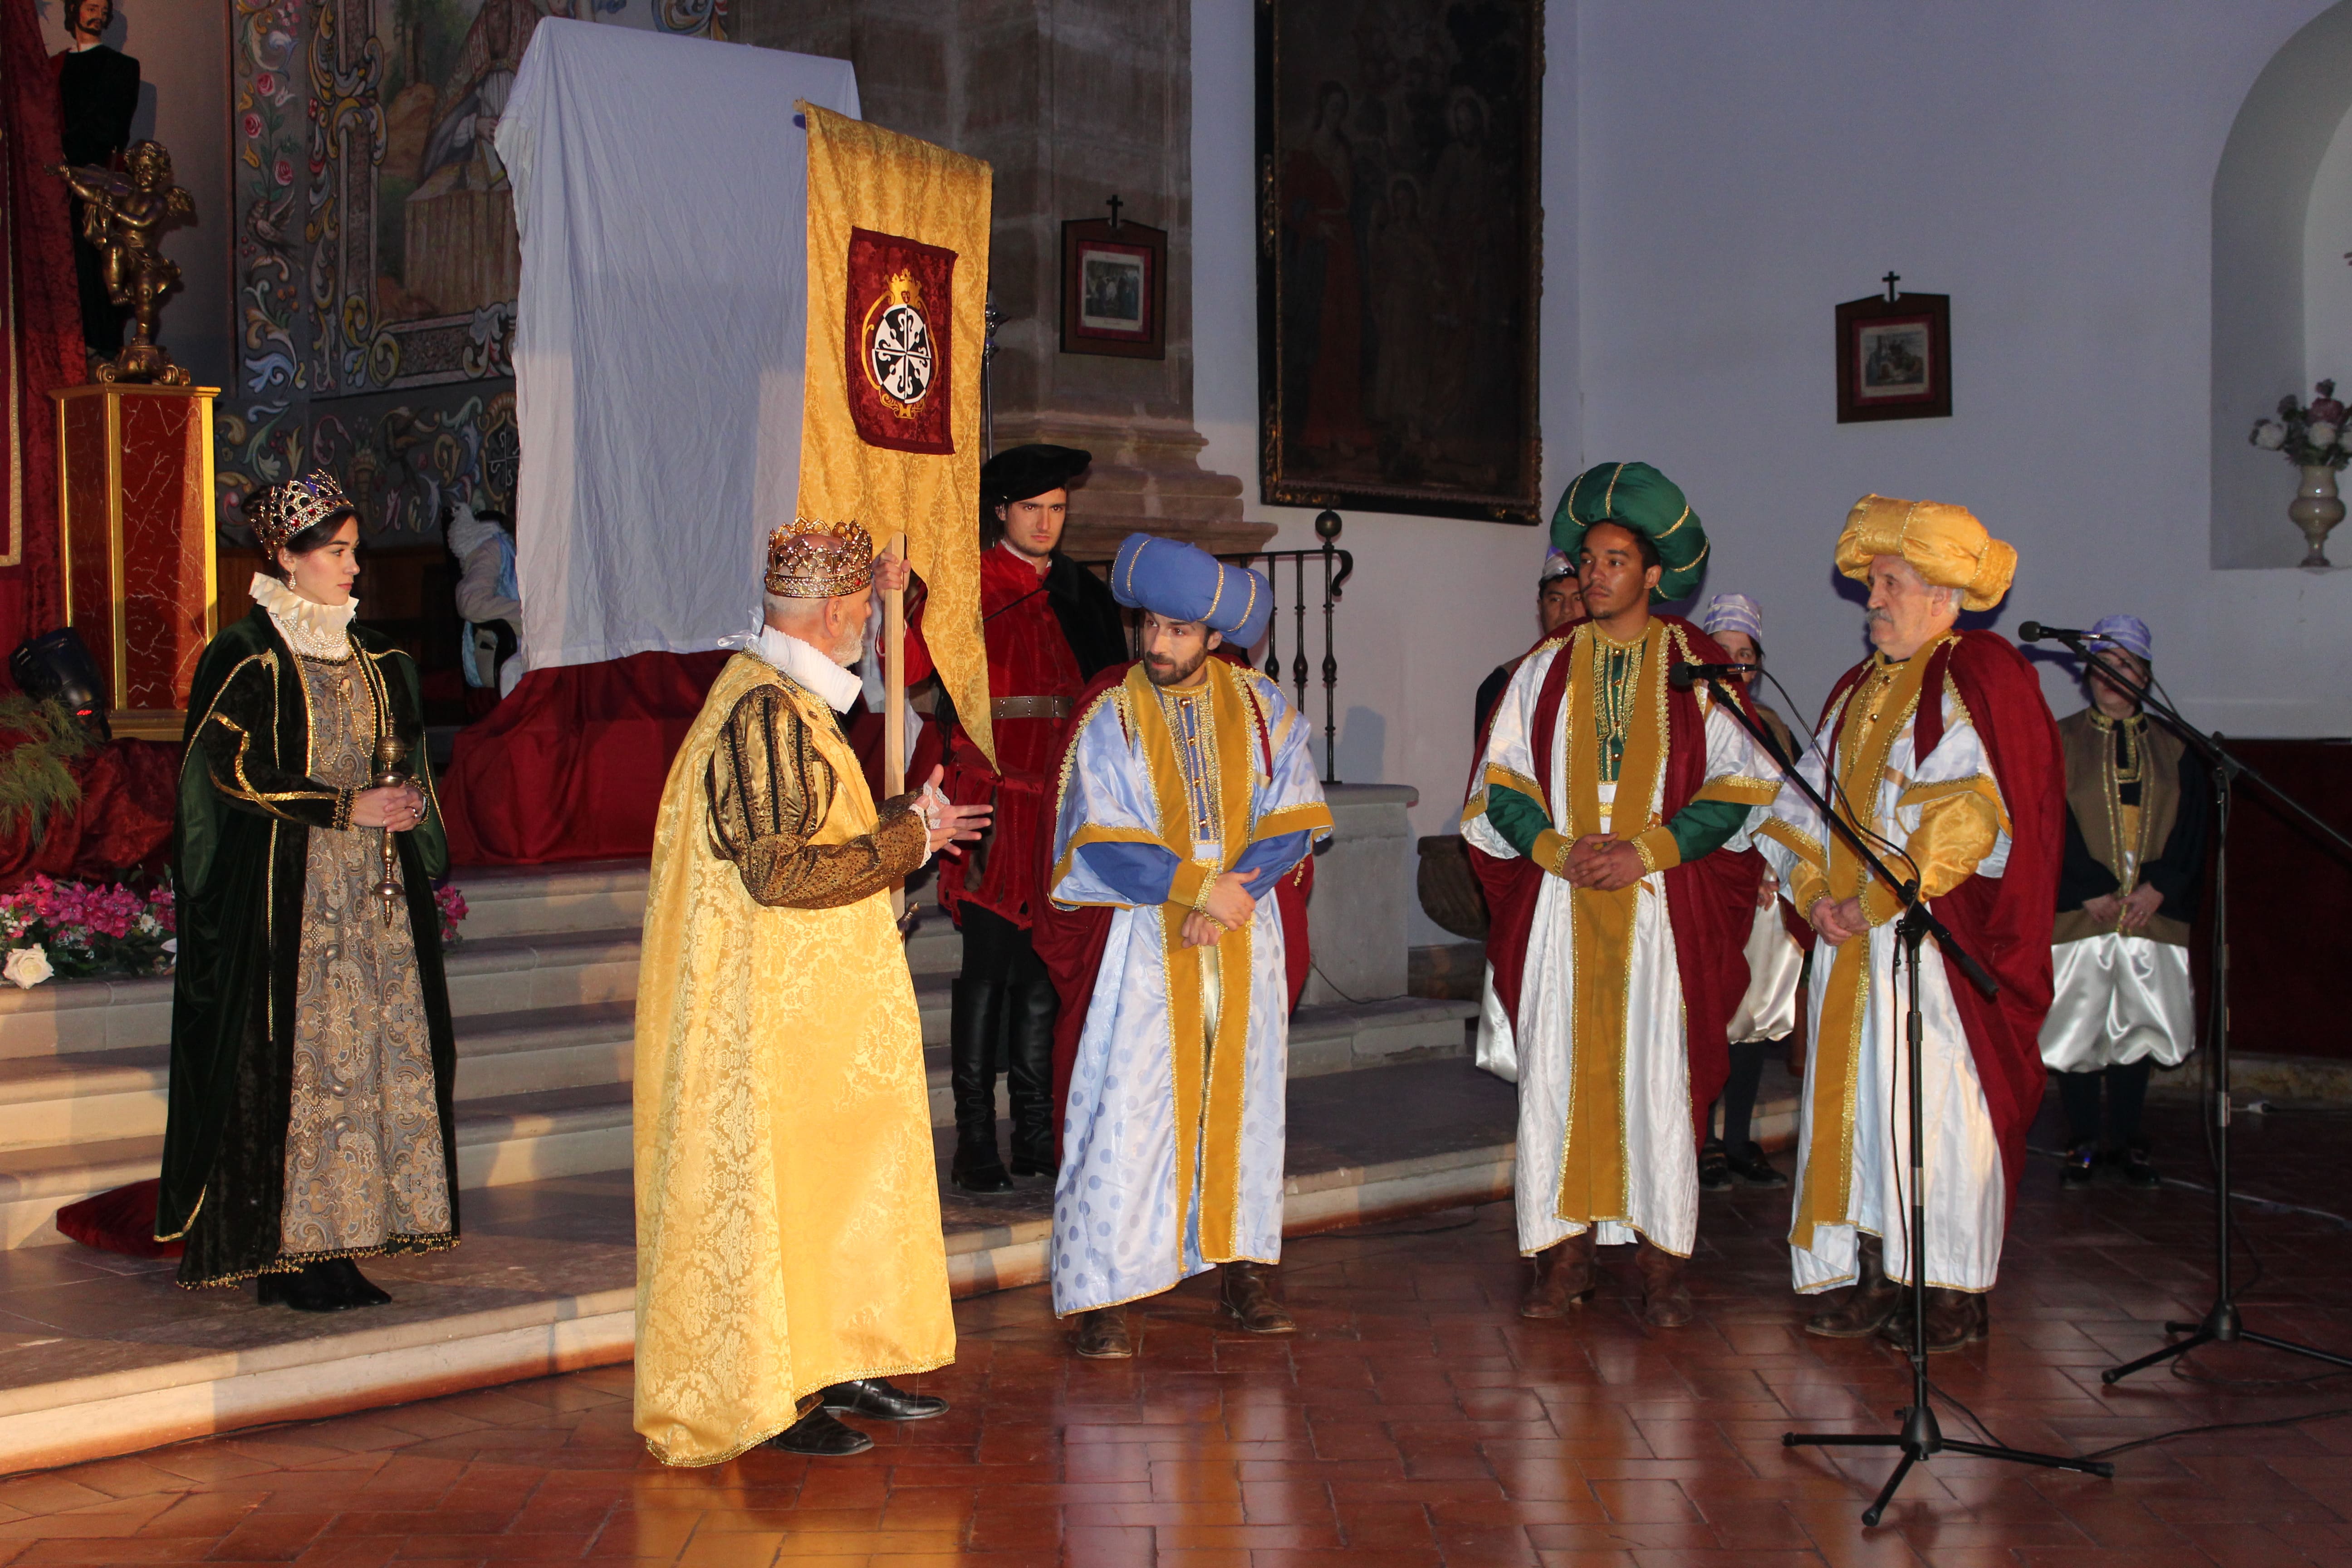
left=1883, top=270, right=1901, bottom=303
left=1105, top=194, right=1124, bottom=230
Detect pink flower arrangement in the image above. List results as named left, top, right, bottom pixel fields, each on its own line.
left=434, top=882, right=469, bottom=946
left=0, top=877, right=175, bottom=985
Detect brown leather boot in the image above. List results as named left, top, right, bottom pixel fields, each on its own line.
left=1219, top=1262, right=1296, bottom=1334
left=1073, top=1308, right=1133, bottom=1359
left=1520, top=1230, right=1598, bottom=1319
left=1635, top=1238, right=1694, bottom=1328
left=1881, top=1286, right=1986, bottom=1354
left=1803, top=1235, right=1902, bottom=1338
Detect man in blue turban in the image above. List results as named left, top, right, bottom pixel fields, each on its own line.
left=1034, top=534, right=1333, bottom=1359
left=1464, top=461, right=1778, bottom=1328
left=2039, top=615, right=2204, bottom=1190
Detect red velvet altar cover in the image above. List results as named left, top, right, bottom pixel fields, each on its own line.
left=437, top=652, right=730, bottom=865
left=0, top=0, right=84, bottom=676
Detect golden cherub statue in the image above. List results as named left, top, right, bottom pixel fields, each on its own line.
left=53, top=139, right=198, bottom=385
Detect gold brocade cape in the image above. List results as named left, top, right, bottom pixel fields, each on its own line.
left=632, top=654, right=953, bottom=1467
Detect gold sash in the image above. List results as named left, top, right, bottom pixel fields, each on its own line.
left=1791, top=645, right=1938, bottom=1251
left=1555, top=623, right=1669, bottom=1225
left=1129, top=661, right=1266, bottom=1265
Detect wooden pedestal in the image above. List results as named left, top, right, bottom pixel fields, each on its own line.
left=53, top=384, right=220, bottom=740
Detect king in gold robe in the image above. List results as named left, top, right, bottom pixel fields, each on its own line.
left=634, top=521, right=965, bottom=1465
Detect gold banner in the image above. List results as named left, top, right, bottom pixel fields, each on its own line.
left=798, top=104, right=995, bottom=768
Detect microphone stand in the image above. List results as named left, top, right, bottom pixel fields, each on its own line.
left=2033, top=635, right=2352, bottom=1385
left=1692, top=670, right=2112, bottom=1524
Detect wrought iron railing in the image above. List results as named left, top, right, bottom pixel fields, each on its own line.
left=1079, top=510, right=1354, bottom=785
left=1218, top=510, right=1353, bottom=784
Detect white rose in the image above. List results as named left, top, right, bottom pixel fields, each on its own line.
left=3, top=947, right=53, bottom=990
left=2255, top=421, right=2289, bottom=450
left=2313, top=422, right=2341, bottom=450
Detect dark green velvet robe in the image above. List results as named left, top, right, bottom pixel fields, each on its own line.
left=158, top=606, right=461, bottom=1286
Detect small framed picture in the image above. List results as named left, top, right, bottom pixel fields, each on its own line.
left=1061, top=218, right=1166, bottom=359
left=1835, top=291, right=1951, bottom=422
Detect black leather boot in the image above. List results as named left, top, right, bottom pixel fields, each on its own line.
left=1006, top=973, right=1058, bottom=1179
left=948, top=978, right=1012, bottom=1193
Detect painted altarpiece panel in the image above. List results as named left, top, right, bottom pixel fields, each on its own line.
left=225, top=0, right=722, bottom=544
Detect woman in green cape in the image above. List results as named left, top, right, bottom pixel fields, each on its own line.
left=157, top=471, right=460, bottom=1308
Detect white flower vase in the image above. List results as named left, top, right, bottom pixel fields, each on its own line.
left=2290, top=464, right=2346, bottom=568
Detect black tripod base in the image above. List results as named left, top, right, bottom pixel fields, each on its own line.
left=2102, top=1299, right=2352, bottom=1385
left=1786, top=1403, right=2113, bottom=1526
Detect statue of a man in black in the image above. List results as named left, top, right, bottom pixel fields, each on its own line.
left=52, top=0, right=140, bottom=354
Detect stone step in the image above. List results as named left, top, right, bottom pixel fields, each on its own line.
left=0, top=1057, right=1524, bottom=1474
left=0, top=907, right=965, bottom=1060
left=0, top=991, right=1480, bottom=1236
left=0, top=1080, right=646, bottom=1251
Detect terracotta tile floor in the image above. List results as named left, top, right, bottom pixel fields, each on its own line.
left=5, top=1093, right=2352, bottom=1565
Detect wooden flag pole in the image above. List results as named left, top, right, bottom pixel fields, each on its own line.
left=884, top=529, right=908, bottom=924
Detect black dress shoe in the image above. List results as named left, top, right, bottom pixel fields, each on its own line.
left=1697, top=1137, right=1733, bottom=1191
left=819, top=1378, right=947, bottom=1421
left=317, top=1256, right=392, bottom=1307
left=2059, top=1141, right=2097, bottom=1188
left=2119, top=1141, right=2161, bottom=1189
left=769, top=1407, right=873, bottom=1456
left=258, top=1262, right=364, bottom=1313
left=1725, top=1141, right=1789, bottom=1188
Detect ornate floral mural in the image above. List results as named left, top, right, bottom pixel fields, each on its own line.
left=225, top=0, right=723, bottom=541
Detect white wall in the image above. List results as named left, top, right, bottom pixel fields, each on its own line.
left=1196, top=1, right=2352, bottom=951
left=2304, top=102, right=2352, bottom=395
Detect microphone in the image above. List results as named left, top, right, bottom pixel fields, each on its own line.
left=2017, top=621, right=2103, bottom=644
left=1668, top=660, right=1751, bottom=691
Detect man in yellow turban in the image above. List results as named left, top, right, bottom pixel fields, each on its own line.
left=1750, top=495, right=2063, bottom=1354
left=632, top=520, right=990, bottom=1463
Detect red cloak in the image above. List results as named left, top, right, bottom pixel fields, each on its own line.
left=1815, top=630, right=2061, bottom=1203
left=1466, top=616, right=1766, bottom=1137
left=1033, top=659, right=1314, bottom=1156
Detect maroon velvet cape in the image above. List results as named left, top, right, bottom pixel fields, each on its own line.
left=1034, top=658, right=1314, bottom=1157
left=1466, top=615, right=1766, bottom=1138
left=1814, top=629, right=2063, bottom=1205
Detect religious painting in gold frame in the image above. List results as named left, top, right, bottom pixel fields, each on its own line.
left=1255, top=0, right=1544, bottom=525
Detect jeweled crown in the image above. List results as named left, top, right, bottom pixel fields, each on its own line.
left=249, top=471, right=356, bottom=554
left=765, top=516, right=876, bottom=599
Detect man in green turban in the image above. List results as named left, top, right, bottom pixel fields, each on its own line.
left=1462, top=461, right=1778, bottom=1328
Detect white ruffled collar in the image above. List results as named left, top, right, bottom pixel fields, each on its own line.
left=250, top=572, right=358, bottom=657
left=749, top=623, right=862, bottom=713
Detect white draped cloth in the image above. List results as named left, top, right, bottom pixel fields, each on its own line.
left=496, top=21, right=860, bottom=672
left=1753, top=675, right=2012, bottom=1294
left=1462, top=636, right=1773, bottom=1258
left=2039, top=936, right=2193, bottom=1072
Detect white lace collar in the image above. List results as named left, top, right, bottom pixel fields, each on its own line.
left=250, top=572, right=358, bottom=659
left=750, top=623, right=862, bottom=713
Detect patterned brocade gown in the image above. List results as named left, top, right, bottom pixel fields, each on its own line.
left=274, top=648, right=453, bottom=1261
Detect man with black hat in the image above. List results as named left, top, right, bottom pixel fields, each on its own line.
left=899, top=444, right=1128, bottom=1192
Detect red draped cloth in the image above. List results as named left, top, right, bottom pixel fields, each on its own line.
left=0, top=737, right=177, bottom=891
left=1815, top=630, right=2063, bottom=1205
left=0, top=0, right=83, bottom=675
left=1467, top=616, right=1765, bottom=1137
left=438, top=652, right=730, bottom=866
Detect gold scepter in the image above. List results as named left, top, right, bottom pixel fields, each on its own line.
left=369, top=735, right=412, bottom=921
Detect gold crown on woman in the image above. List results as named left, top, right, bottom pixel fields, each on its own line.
left=248, top=471, right=356, bottom=554
left=765, top=516, right=875, bottom=598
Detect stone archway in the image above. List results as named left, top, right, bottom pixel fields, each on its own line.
left=2211, top=0, right=2352, bottom=567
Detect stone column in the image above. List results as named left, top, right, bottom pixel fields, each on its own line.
left=733, top=0, right=1258, bottom=557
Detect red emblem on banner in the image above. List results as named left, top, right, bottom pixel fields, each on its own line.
left=844, top=227, right=956, bottom=455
